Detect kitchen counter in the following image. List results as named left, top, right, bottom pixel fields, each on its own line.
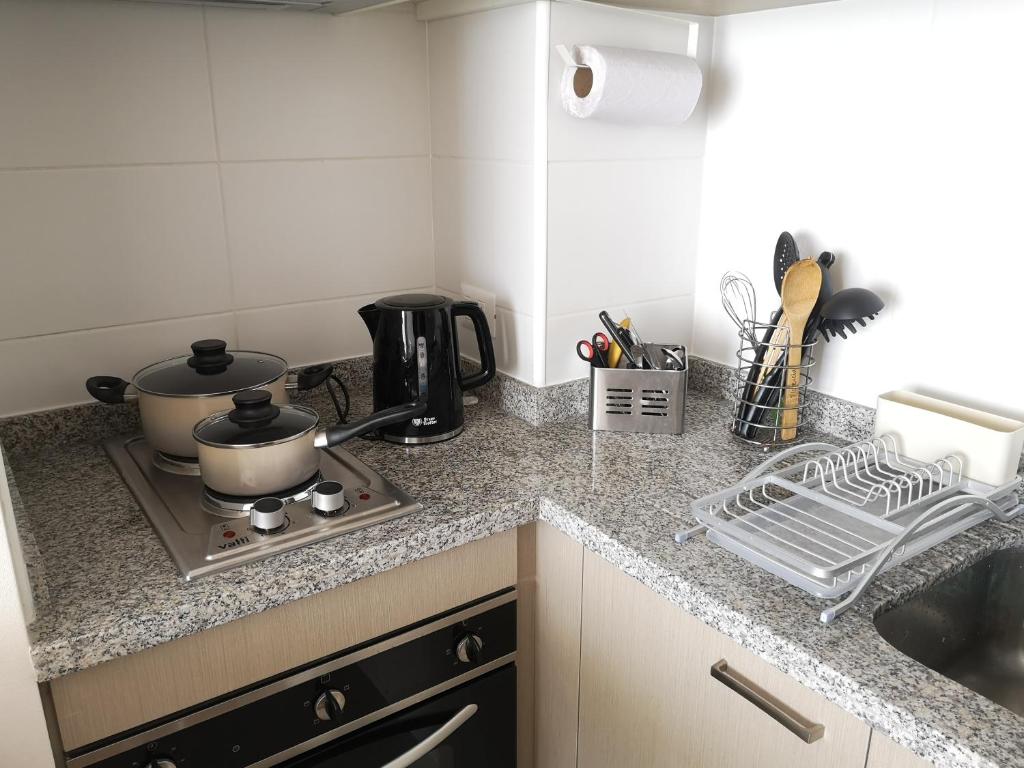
left=6, top=384, right=1024, bottom=768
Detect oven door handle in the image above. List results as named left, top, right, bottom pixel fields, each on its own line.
left=380, top=704, right=478, bottom=768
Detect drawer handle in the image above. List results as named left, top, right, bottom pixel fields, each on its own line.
left=710, top=659, right=825, bottom=744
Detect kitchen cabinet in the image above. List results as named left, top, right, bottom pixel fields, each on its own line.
left=47, top=531, right=516, bottom=752
left=528, top=521, right=585, bottom=768
left=866, top=731, right=934, bottom=768
left=416, top=0, right=838, bottom=21
left=590, top=0, right=836, bottom=14
left=576, top=549, right=871, bottom=767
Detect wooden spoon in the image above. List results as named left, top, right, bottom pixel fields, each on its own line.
left=779, top=260, right=822, bottom=440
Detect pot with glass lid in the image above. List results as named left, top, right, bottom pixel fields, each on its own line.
left=193, top=390, right=427, bottom=497
left=85, top=339, right=332, bottom=461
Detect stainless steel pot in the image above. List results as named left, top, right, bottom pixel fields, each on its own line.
left=193, top=390, right=427, bottom=497
left=86, top=339, right=331, bottom=459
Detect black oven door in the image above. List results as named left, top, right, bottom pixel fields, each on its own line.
left=284, top=665, right=516, bottom=768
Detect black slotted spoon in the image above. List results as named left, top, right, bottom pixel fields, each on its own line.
left=819, top=287, right=885, bottom=341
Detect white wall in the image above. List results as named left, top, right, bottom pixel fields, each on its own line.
left=428, top=3, right=541, bottom=384
left=544, top=4, right=713, bottom=384
left=0, top=453, right=54, bottom=768
left=0, top=0, right=433, bottom=417
left=694, top=0, right=1024, bottom=415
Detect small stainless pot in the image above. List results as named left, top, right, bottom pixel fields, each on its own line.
left=86, top=339, right=331, bottom=459
left=193, top=390, right=426, bottom=497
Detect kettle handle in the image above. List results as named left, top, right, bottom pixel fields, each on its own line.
left=451, top=302, right=496, bottom=391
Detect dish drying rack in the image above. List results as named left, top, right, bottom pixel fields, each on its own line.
left=675, top=435, right=1022, bottom=624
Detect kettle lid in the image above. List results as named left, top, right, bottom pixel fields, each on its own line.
left=377, top=293, right=448, bottom=310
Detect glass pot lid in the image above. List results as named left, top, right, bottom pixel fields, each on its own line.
left=133, top=340, right=288, bottom=397
left=193, top=390, right=319, bottom=448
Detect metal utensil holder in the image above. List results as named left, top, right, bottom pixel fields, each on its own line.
left=589, top=348, right=687, bottom=435
left=731, top=320, right=817, bottom=447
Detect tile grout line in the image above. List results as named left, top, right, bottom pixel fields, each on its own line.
left=424, top=19, right=438, bottom=301
left=199, top=6, right=240, bottom=345
left=0, top=155, right=431, bottom=174
left=0, top=285, right=435, bottom=344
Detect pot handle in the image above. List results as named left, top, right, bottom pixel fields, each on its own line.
left=315, top=400, right=427, bottom=448
left=86, top=376, right=136, bottom=404
left=286, top=364, right=333, bottom=392
left=451, top=301, right=496, bottom=391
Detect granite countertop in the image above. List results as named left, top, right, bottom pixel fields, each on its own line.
left=6, top=384, right=1024, bottom=768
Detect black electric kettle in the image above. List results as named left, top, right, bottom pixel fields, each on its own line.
left=358, top=294, right=496, bottom=444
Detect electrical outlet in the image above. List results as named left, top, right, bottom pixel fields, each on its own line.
left=460, top=283, right=498, bottom=338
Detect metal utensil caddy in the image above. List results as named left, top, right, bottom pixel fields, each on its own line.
left=676, top=435, right=1022, bottom=624
left=589, top=349, right=688, bottom=435
left=731, top=320, right=817, bottom=447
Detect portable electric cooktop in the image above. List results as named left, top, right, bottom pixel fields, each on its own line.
left=105, top=436, right=421, bottom=580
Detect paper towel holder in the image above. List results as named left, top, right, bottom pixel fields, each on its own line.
left=556, top=44, right=595, bottom=98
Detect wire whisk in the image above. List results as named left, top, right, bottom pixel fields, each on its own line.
left=720, top=271, right=759, bottom=347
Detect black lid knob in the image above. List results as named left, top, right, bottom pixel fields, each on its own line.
left=188, top=339, right=234, bottom=374
left=228, top=389, right=280, bottom=427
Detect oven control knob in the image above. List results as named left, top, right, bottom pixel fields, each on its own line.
left=455, top=633, right=484, bottom=664
left=250, top=497, right=286, bottom=533
left=312, top=480, right=346, bottom=517
left=144, top=760, right=177, bottom=768
left=314, top=689, right=347, bottom=722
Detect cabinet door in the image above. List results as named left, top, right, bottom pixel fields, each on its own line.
left=531, top=522, right=585, bottom=768
left=577, top=550, right=871, bottom=768
left=866, top=731, right=933, bottom=768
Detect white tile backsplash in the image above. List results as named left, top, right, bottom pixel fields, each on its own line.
left=547, top=5, right=709, bottom=163
left=547, top=157, right=702, bottom=317
left=492, top=308, right=535, bottom=385
left=0, top=165, right=231, bottom=340
left=427, top=4, right=537, bottom=162
left=235, top=288, right=431, bottom=370
left=205, top=5, right=430, bottom=162
left=0, top=313, right=237, bottom=417
left=545, top=294, right=694, bottom=386
left=0, top=0, right=216, bottom=169
left=0, top=1, right=434, bottom=417
left=693, top=0, right=1024, bottom=415
left=221, top=158, right=433, bottom=310
left=432, top=157, right=535, bottom=315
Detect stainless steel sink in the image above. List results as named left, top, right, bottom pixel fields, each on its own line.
left=874, top=548, right=1024, bottom=717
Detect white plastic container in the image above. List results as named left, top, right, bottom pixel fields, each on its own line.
left=874, top=391, right=1024, bottom=486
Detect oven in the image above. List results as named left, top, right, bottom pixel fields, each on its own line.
left=68, top=592, right=516, bottom=768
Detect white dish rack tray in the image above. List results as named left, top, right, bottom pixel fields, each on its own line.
left=675, top=435, right=1022, bottom=624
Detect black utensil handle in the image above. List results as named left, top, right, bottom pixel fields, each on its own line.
left=734, top=308, right=782, bottom=438
left=598, top=311, right=638, bottom=367
left=295, top=364, right=333, bottom=391
left=86, top=376, right=130, bottom=404
left=319, top=399, right=428, bottom=447
left=741, top=320, right=820, bottom=437
left=452, top=301, right=496, bottom=391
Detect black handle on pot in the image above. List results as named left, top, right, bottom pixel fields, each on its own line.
left=228, top=390, right=280, bottom=427
left=317, top=399, right=428, bottom=448
left=295, top=364, right=333, bottom=391
left=451, top=301, right=496, bottom=391
left=188, top=339, right=234, bottom=374
left=86, top=376, right=130, bottom=404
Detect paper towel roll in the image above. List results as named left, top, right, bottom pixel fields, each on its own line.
left=561, top=45, right=702, bottom=125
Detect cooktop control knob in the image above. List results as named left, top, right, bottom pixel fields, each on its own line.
left=312, top=481, right=346, bottom=517
left=250, top=497, right=286, bottom=533
left=144, top=760, right=177, bottom=768
left=314, top=689, right=347, bottom=722
left=455, top=633, right=484, bottom=664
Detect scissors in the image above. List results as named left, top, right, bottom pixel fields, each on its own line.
left=576, top=332, right=610, bottom=367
